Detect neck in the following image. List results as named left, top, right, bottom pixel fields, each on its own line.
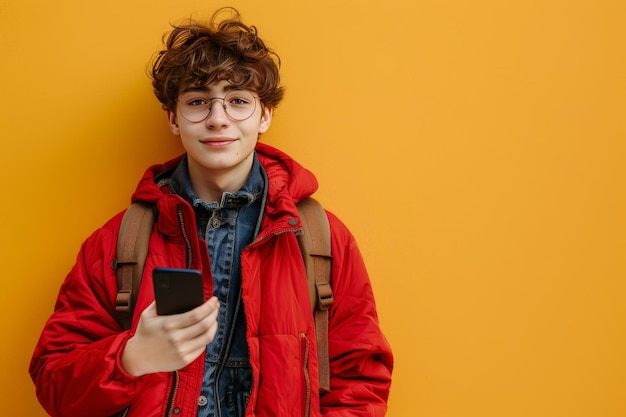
left=187, top=157, right=254, bottom=203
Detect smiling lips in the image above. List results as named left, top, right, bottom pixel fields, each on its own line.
left=200, top=137, right=237, bottom=147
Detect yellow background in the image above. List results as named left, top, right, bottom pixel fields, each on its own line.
left=1, top=0, right=624, bottom=416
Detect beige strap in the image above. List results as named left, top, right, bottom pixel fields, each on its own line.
left=297, top=198, right=333, bottom=393
left=114, top=202, right=154, bottom=330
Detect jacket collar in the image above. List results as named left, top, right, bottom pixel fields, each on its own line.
left=129, top=142, right=319, bottom=238
left=132, top=143, right=318, bottom=206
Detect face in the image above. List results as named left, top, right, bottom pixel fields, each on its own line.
left=167, top=80, right=272, bottom=182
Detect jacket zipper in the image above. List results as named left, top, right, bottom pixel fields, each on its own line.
left=177, top=206, right=193, bottom=268
left=300, top=333, right=311, bottom=417
left=213, top=286, right=246, bottom=417
left=163, top=207, right=191, bottom=417
left=165, top=371, right=180, bottom=416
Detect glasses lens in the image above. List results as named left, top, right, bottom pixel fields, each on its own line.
left=178, top=93, right=210, bottom=123
left=223, top=90, right=256, bottom=120
left=177, top=90, right=257, bottom=122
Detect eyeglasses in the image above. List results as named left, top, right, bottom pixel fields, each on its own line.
left=176, top=90, right=259, bottom=122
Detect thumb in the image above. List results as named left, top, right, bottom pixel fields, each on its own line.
left=141, top=300, right=158, bottom=319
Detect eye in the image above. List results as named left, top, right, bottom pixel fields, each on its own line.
left=178, top=91, right=210, bottom=107
left=226, top=90, right=255, bottom=106
left=228, top=96, right=251, bottom=106
left=188, top=97, right=209, bottom=107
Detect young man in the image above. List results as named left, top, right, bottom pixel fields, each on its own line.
left=30, top=8, right=393, bottom=417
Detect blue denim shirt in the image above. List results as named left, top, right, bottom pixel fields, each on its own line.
left=169, top=154, right=267, bottom=417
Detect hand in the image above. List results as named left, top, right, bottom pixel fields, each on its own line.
left=121, top=297, right=219, bottom=376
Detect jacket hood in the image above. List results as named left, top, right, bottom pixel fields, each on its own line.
left=130, top=142, right=319, bottom=207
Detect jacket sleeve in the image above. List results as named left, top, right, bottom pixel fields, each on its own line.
left=320, top=212, right=394, bottom=417
left=29, top=219, right=152, bottom=417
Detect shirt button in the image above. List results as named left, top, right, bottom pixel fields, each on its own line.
left=173, top=407, right=181, bottom=415
left=210, top=217, right=222, bottom=228
left=288, top=217, right=298, bottom=226
left=198, top=395, right=208, bottom=406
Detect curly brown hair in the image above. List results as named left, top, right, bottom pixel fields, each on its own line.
left=150, top=8, right=284, bottom=112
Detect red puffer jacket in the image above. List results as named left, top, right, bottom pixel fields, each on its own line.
left=30, top=143, right=393, bottom=417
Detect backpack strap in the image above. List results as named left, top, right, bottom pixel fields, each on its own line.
left=113, top=202, right=154, bottom=330
left=296, top=197, right=334, bottom=393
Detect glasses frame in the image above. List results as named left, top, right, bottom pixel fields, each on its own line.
left=175, top=90, right=260, bottom=123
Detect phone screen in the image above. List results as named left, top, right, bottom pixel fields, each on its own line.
left=153, top=268, right=204, bottom=315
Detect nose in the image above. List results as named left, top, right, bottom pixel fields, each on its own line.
left=205, top=98, right=230, bottom=127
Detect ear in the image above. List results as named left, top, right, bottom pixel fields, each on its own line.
left=166, top=110, right=180, bottom=136
left=258, top=106, right=273, bottom=134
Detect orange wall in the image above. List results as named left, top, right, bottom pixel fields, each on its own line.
left=2, top=1, right=625, bottom=416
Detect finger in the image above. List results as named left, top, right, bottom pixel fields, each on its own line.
left=162, top=297, right=219, bottom=330
left=167, top=307, right=219, bottom=344
left=200, top=296, right=220, bottom=313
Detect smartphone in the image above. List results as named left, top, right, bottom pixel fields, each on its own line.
left=153, top=267, right=204, bottom=315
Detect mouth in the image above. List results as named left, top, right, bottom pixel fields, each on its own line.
left=199, top=137, right=237, bottom=147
